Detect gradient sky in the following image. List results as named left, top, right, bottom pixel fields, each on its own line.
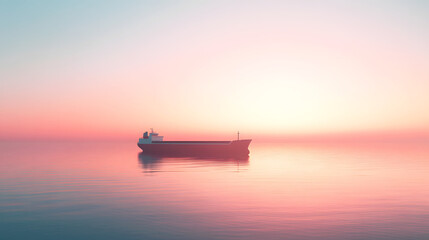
left=1, top=0, right=428, bottom=140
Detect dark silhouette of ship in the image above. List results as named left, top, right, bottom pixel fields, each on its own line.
left=137, top=129, right=251, bottom=155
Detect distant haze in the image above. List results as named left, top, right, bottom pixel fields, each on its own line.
left=1, top=1, right=428, bottom=141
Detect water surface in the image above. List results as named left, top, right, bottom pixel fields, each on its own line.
left=1, top=141, right=429, bottom=240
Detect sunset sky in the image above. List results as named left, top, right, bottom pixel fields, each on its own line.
left=1, top=0, right=428, bottom=140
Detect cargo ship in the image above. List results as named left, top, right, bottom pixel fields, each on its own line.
left=137, top=129, right=251, bottom=155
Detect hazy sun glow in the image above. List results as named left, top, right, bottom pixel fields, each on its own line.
left=1, top=1, right=428, bottom=140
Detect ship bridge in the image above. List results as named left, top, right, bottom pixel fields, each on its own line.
left=139, top=129, right=164, bottom=144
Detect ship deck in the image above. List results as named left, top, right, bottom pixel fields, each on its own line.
left=151, top=141, right=231, bottom=145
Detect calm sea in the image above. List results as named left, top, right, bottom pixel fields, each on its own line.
left=1, top=140, right=429, bottom=240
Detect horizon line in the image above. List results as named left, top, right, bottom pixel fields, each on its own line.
left=2, top=131, right=429, bottom=143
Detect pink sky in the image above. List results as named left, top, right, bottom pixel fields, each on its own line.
left=1, top=1, right=428, bottom=141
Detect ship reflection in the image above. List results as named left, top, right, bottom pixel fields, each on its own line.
left=138, top=151, right=249, bottom=172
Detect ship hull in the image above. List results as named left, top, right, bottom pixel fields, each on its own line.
left=138, top=139, right=251, bottom=155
